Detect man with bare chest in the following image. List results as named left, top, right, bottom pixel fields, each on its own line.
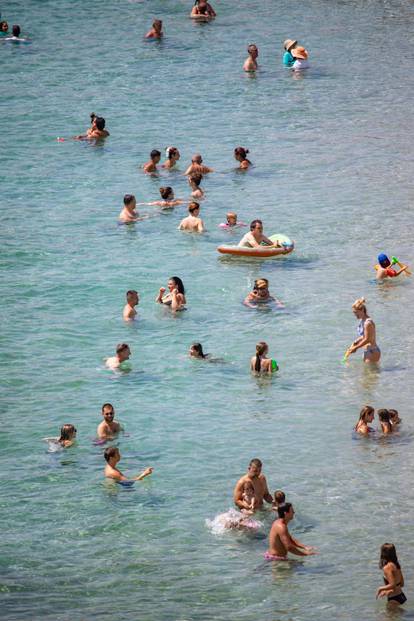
left=233, top=458, right=273, bottom=512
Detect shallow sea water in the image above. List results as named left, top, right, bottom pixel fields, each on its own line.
left=1, top=1, right=414, bottom=620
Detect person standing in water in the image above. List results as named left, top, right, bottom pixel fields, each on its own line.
left=156, top=277, right=186, bottom=311
left=282, top=39, right=297, bottom=66
left=265, top=503, right=317, bottom=561
left=345, top=298, right=381, bottom=363
left=178, top=202, right=205, bottom=233
left=143, top=149, right=161, bottom=174
left=119, top=195, right=140, bottom=223
left=184, top=154, right=214, bottom=176
left=97, top=404, right=122, bottom=440
left=145, top=19, right=163, bottom=39
left=162, top=147, right=180, bottom=169
left=188, top=174, right=204, bottom=200
left=354, top=405, right=375, bottom=434
left=234, top=147, right=252, bottom=170
left=105, top=343, right=131, bottom=370
left=233, top=458, right=273, bottom=512
left=250, top=341, right=278, bottom=374
left=377, top=409, right=393, bottom=434
left=376, top=544, right=406, bottom=605
left=104, top=447, right=153, bottom=482
left=123, top=290, right=139, bottom=321
left=243, top=44, right=259, bottom=72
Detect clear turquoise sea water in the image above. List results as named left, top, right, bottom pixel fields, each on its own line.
left=1, top=1, right=414, bottom=620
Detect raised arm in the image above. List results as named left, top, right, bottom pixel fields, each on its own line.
left=134, top=467, right=153, bottom=481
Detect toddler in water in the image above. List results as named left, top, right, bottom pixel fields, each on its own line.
left=219, top=212, right=247, bottom=229
left=241, top=480, right=257, bottom=514
left=272, top=489, right=286, bottom=512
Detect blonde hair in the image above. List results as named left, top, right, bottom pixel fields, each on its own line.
left=255, top=278, right=268, bottom=289
left=352, top=297, right=367, bottom=312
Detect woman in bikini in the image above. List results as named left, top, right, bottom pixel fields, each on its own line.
left=376, top=543, right=406, bottom=605
left=156, top=277, right=186, bottom=311
left=345, top=298, right=381, bottom=363
left=250, top=342, right=278, bottom=374
left=354, top=405, right=375, bottom=434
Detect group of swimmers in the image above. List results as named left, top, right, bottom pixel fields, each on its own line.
left=37, top=2, right=410, bottom=608
left=0, top=20, right=26, bottom=42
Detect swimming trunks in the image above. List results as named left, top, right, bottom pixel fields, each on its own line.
left=264, top=551, right=288, bottom=561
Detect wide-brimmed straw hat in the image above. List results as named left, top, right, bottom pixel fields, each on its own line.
left=283, top=39, right=297, bottom=52
left=292, top=46, right=308, bottom=60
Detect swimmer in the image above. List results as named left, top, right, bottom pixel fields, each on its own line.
left=143, top=187, right=184, bottom=209
left=0, top=20, right=9, bottom=35
left=104, top=447, right=153, bottom=482
left=250, top=341, right=278, bottom=374
left=5, top=24, right=26, bottom=42
left=291, top=46, right=309, bottom=70
left=376, top=543, right=406, bottom=605
left=123, top=289, right=139, bottom=321
left=378, top=409, right=393, bottom=434
left=233, top=458, right=273, bottom=512
left=143, top=149, right=161, bottom=174
left=282, top=39, right=297, bottom=67
left=162, top=146, right=180, bottom=169
left=75, top=115, right=109, bottom=141
left=156, top=276, right=186, bottom=311
left=344, top=298, right=381, bottom=363
left=97, top=403, right=122, bottom=440
left=207, top=508, right=262, bottom=533
left=234, top=147, right=252, bottom=170
left=244, top=278, right=284, bottom=308
left=219, top=212, right=247, bottom=229
left=105, top=343, right=131, bottom=370
left=243, top=44, right=259, bottom=72
left=188, top=173, right=205, bottom=200
left=190, top=0, right=216, bottom=20
left=389, top=409, right=401, bottom=427
left=145, top=19, right=163, bottom=39
left=119, top=194, right=139, bottom=223
left=184, top=154, right=214, bottom=176
left=354, top=405, right=375, bottom=435
left=265, top=503, right=317, bottom=561
left=272, top=490, right=286, bottom=512
left=375, top=253, right=409, bottom=279
left=238, top=219, right=291, bottom=251
left=189, top=342, right=209, bottom=359
left=44, top=424, right=77, bottom=448
left=178, top=202, right=205, bottom=233
left=240, top=480, right=257, bottom=514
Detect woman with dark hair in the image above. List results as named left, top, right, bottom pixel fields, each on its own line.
left=140, top=187, right=184, bottom=209
left=250, top=342, right=278, bottom=374
left=354, top=405, right=375, bottom=434
left=156, top=277, right=186, bottom=311
left=44, top=424, right=77, bottom=449
left=0, top=20, right=9, bottom=35
left=191, top=0, right=216, bottom=19
left=162, top=146, right=180, bottom=169
left=234, top=147, right=252, bottom=170
left=189, top=343, right=208, bottom=359
left=377, top=409, right=393, bottom=434
left=376, top=544, right=406, bottom=605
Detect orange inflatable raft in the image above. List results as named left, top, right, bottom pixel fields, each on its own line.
left=217, top=234, right=294, bottom=259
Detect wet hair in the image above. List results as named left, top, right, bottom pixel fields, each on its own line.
left=234, top=147, right=249, bottom=160
left=277, top=502, right=292, bottom=519
left=189, top=173, right=203, bottom=186
left=197, top=1, right=208, bottom=14
left=12, top=24, right=20, bottom=37
left=59, top=424, right=76, bottom=444
left=249, top=458, right=262, bottom=469
left=191, top=343, right=206, bottom=358
left=159, top=186, right=173, bottom=200
left=378, top=409, right=392, bottom=432
left=274, top=490, right=286, bottom=506
left=248, top=43, right=258, bottom=54
left=255, top=341, right=268, bottom=372
left=254, top=278, right=269, bottom=289
left=166, top=147, right=178, bottom=160
left=104, top=446, right=119, bottom=463
left=0, top=21, right=8, bottom=31
left=153, top=19, right=162, bottom=29
left=388, top=409, right=400, bottom=423
left=102, top=403, right=114, bottom=413
left=250, top=219, right=263, bottom=231
left=126, top=289, right=138, bottom=300
left=151, top=149, right=161, bottom=159
left=243, top=480, right=254, bottom=491
left=94, top=117, right=105, bottom=131
left=380, top=543, right=400, bottom=569
left=90, top=112, right=96, bottom=122
left=116, top=343, right=130, bottom=354
left=123, top=194, right=135, bottom=206
left=352, top=297, right=367, bottom=313
left=169, top=276, right=185, bottom=295
left=189, top=201, right=200, bottom=213
left=226, top=211, right=237, bottom=221
left=355, top=405, right=374, bottom=429
left=192, top=154, right=202, bottom=163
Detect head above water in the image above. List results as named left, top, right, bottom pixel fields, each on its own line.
left=283, top=38, right=297, bottom=52
left=226, top=211, right=237, bottom=225
left=378, top=253, right=391, bottom=268
left=358, top=405, right=375, bottom=423
left=165, top=146, right=179, bottom=160
left=123, top=194, right=136, bottom=207
left=0, top=21, right=8, bottom=32
left=116, top=343, right=131, bottom=361
left=104, top=446, right=120, bottom=463
left=59, top=424, right=77, bottom=442
left=168, top=276, right=185, bottom=294
left=277, top=502, right=294, bottom=520
left=377, top=409, right=391, bottom=423
left=189, top=201, right=200, bottom=214
left=234, top=146, right=249, bottom=161
left=160, top=186, right=174, bottom=200
left=126, top=289, right=139, bottom=305
left=248, top=44, right=258, bottom=58
left=12, top=24, right=20, bottom=37
left=379, top=543, right=400, bottom=569
left=352, top=297, right=367, bottom=316
left=189, top=342, right=206, bottom=358
left=192, top=154, right=203, bottom=164
left=151, top=149, right=161, bottom=161
left=102, top=403, right=115, bottom=418
left=95, top=116, right=106, bottom=131
left=248, top=458, right=262, bottom=478
left=153, top=19, right=162, bottom=30
left=292, top=46, right=308, bottom=60
left=274, top=490, right=286, bottom=506
left=254, top=278, right=269, bottom=291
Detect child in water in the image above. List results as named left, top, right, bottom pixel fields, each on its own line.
left=219, top=212, right=247, bottom=229
left=145, top=19, right=163, bottom=39
left=240, top=480, right=257, bottom=514
left=272, top=490, right=286, bottom=512
left=389, top=409, right=401, bottom=427
left=375, top=253, right=409, bottom=279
